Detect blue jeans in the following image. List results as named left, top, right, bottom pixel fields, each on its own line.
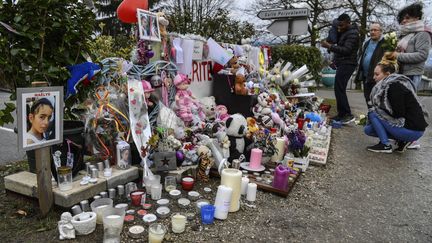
left=407, top=75, right=422, bottom=92
left=364, top=112, right=424, bottom=145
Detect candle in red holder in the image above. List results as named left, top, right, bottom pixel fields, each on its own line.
left=297, top=118, right=305, bottom=130
left=130, top=189, right=146, bottom=206
left=181, top=177, right=195, bottom=191
left=137, top=209, right=147, bottom=217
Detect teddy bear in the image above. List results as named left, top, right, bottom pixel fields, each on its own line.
left=196, top=145, right=214, bottom=182
left=215, top=105, right=229, bottom=122
left=215, top=130, right=230, bottom=159
left=182, top=146, right=199, bottom=166
left=252, top=92, right=273, bottom=120
left=246, top=117, right=259, bottom=138
left=228, top=55, right=240, bottom=75
left=234, top=67, right=248, bottom=95
left=225, top=113, right=247, bottom=162
left=199, top=96, right=216, bottom=120
left=157, top=12, right=169, bottom=40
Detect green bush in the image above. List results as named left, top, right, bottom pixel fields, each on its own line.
left=0, top=0, right=95, bottom=89
left=271, top=45, right=323, bottom=84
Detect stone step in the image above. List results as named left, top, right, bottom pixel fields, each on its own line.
left=4, top=166, right=139, bottom=208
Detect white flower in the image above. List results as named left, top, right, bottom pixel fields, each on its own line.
left=392, top=39, right=396, bottom=45
left=359, top=114, right=365, bottom=119
left=390, top=32, right=396, bottom=38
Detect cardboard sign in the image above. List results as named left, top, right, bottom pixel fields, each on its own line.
left=153, top=151, right=177, bottom=171
left=189, top=60, right=213, bottom=98
left=193, top=40, right=204, bottom=60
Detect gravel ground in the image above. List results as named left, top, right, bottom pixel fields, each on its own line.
left=3, top=90, right=432, bottom=243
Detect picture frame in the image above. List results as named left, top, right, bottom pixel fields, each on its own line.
left=17, top=86, right=64, bottom=151
left=137, top=9, right=161, bottom=42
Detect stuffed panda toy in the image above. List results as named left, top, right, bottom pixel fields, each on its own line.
left=225, top=113, right=247, bottom=162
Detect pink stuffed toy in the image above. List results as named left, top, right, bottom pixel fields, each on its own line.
left=174, top=73, right=205, bottom=125
left=141, top=80, right=155, bottom=107
left=215, top=105, right=230, bottom=121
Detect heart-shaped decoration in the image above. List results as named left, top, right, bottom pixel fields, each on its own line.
left=131, top=99, right=137, bottom=105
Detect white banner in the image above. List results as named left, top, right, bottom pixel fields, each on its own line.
left=188, top=60, right=214, bottom=98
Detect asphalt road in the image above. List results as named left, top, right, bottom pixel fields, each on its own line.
left=0, top=91, right=26, bottom=164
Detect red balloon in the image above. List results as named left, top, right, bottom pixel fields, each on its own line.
left=117, top=0, right=149, bottom=24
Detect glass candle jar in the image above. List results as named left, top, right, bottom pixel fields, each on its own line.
left=57, top=166, right=73, bottom=191
left=148, top=223, right=167, bottom=243
left=164, top=176, right=176, bottom=192
left=171, top=213, right=186, bottom=233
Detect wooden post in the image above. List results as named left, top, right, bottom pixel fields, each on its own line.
left=32, top=81, right=53, bottom=217
left=35, top=146, right=53, bottom=216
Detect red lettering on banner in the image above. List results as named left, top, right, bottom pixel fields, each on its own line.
left=201, top=61, right=207, bottom=81
left=191, top=60, right=213, bottom=82
left=192, top=61, right=199, bottom=82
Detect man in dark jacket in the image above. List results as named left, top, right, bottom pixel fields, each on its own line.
left=356, top=22, right=385, bottom=108
left=321, top=14, right=360, bottom=124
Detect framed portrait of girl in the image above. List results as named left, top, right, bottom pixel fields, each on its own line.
left=17, top=86, right=63, bottom=151
left=137, top=9, right=161, bottom=42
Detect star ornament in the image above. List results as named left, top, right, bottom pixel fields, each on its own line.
left=161, top=157, right=170, bottom=166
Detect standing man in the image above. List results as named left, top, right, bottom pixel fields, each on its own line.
left=321, top=14, right=360, bottom=124
left=356, top=22, right=385, bottom=108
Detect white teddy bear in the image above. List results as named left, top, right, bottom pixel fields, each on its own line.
left=253, top=92, right=272, bottom=120
left=199, top=96, right=217, bottom=120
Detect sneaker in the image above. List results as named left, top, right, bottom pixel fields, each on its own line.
left=367, top=142, right=392, bottom=153
left=394, top=141, right=411, bottom=153
left=341, top=114, right=355, bottom=125
left=407, top=141, right=420, bottom=149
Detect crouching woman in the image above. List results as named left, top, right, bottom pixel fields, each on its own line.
left=364, top=56, right=428, bottom=153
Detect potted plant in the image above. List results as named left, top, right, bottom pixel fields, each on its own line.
left=287, top=130, right=310, bottom=171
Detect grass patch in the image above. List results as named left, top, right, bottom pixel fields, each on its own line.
left=323, top=98, right=337, bottom=118
left=0, top=161, right=59, bottom=241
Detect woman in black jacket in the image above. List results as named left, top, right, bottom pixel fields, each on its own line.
left=364, top=55, right=428, bottom=153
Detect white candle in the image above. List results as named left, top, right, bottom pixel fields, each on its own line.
left=246, top=183, right=257, bottom=202
left=214, top=185, right=233, bottom=220
left=171, top=213, right=186, bottom=233
left=151, top=184, right=162, bottom=200
left=271, top=137, right=286, bottom=162
left=148, top=224, right=166, bottom=243
left=221, top=169, right=242, bottom=212
left=240, top=177, right=249, bottom=195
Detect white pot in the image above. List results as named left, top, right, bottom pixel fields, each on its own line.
left=71, top=212, right=97, bottom=235
left=292, top=155, right=310, bottom=172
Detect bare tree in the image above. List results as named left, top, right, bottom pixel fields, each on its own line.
left=248, top=0, right=399, bottom=46
left=156, top=0, right=255, bottom=42
left=247, top=0, right=343, bottom=45
left=341, top=0, right=398, bottom=44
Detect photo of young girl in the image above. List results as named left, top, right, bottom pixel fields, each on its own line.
left=117, top=148, right=131, bottom=169
left=26, top=98, right=54, bottom=145
left=137, top=9, right=161, bottom=42
left=17, top=86, right=63, bottom=151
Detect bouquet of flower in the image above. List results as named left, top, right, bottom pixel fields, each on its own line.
left=253, top=129, right=277, bottom=157
left=287, top=130, right=310, bottom=158
left=381, top=32, right=398, bottom=52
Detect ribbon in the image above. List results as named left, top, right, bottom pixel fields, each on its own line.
left=160, top=70, right=169, bottom=106
left=93, top=86, right=131, bottom=160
